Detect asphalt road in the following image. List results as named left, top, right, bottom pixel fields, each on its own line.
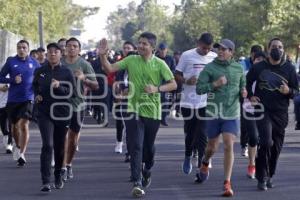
left=0, top=112, right=300, bottom=200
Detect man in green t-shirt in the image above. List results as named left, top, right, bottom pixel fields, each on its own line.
left=99, top=32, right=177, bottom=198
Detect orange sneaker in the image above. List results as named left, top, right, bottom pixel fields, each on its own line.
left=222, top=180, right=234, bottom=197
left=247, top=165, right=255, bottom=179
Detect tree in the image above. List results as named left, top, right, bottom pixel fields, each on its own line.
left=105, top=0, right=173, bottom=50
left=170, top=0, right=221, bottom=52
left=0, top=0, right=99, bottom=43
left=106, top=1, right=138, bottom=49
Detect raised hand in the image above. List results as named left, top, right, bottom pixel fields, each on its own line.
left=98, top=38, right=109, bottom=55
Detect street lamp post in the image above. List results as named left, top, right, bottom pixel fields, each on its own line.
left=38, top=10, right=44, bottom=48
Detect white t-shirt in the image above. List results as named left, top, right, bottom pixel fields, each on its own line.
left=0, top=83, right=8, bottom=108
left=176, top=48, right=217, bottom=109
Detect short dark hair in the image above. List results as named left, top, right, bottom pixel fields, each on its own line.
left=250, top=45, right=262, bottom=53
left=268, top=37, right=281, bottom=48
left=138, top=32, right=157, bottom=48
left=17, top=39, right=29, bottom=47
left=66, top=37, right=81, bottom=49
left=123, top=41, right=136, bottom=50
left=198, top=32, right=214, bottom=45
left=253, top=51, right=266, bottom=60
left=57, top=38, right=67, bottom=44
left=30, top=49, right=38, bottom=55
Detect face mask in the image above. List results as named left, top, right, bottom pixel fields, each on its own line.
left=270, top=48, right=283, bottom=61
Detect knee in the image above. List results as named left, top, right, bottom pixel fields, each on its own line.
left=207, top=143, right=218, bottom=154
left=248, top=137, right=258, bottom=147
left=67, top=136, right=77, bottom=148
left=223, top=143, right=233, bottom=153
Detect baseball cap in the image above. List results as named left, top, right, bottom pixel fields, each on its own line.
left=158, top=42, right=168, bottom=50
left=46, top=43, right=62, bottom=51
left=213, top=39, right=235, bottom=51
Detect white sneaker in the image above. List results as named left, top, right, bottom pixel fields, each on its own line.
left=13, top=146, right=20, bottom=161
left=241, top=147, right=249, bottom=157
left=6, top=144, right=13, bottom=154
left=114, top=142, right=123, bottom=153
left=2, top=135, right=8, bottom=147
left=208, top=159, right=212, bottom=169
left=51, top=156, right=55, bottom=167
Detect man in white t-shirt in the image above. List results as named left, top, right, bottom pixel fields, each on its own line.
left=175, top=33, right=217, bottom=181
left=0, top=82, right=12, bottom=153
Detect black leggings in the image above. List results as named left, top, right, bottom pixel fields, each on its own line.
left=38, top=112, right=68, bottom=184
left=255, top=111, right=288, bottom=181
left=0, top=107, right=12, bottom=144
left=241, top=110, right=258, bottom=147
left=181, top=107, right=207, bottom=167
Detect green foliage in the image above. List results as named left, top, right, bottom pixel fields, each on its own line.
left=0, top=0, right=99, bottom=43
left=105, top=0, right=173, bottom=50
left=105, top=0, right=299, bottom=56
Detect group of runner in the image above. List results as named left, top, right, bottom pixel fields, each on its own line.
left=0, top=31, right=298, bottom=198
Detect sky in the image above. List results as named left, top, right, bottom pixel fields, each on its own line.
left=73, top=0, right=181, bottom=43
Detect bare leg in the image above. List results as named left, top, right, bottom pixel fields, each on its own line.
left=11, top=123, right=20, bottom=147
left=223, top=133, right=235, bottom=181
left=64, top=130, right=80, bottom=166
left=18, top=119, right=30, bottom=154
left=248, top=146, right=257, bottom=166
left=202, top=136, right=221, bottom=164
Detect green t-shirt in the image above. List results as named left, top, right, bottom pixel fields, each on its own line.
left=117, top=55, right=174, bottom=120
left=62, top=57, right=97, bottom=112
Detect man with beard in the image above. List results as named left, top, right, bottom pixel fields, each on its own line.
left=246, top=38, right=298, bottom=191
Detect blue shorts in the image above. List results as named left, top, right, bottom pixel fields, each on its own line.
left=206, top=118, right=240, bottom=139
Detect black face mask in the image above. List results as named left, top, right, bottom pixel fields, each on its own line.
left=270, top=48, right=283, bottom=61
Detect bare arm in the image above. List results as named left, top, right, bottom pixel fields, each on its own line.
left=144, top=79, right=177, bottom=94
left=174, top=70, right=197, bottom=85
left=159, top=79, right=177, bottom=92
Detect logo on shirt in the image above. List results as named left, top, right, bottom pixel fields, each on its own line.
left=29, top=63, right=33, bottom=68
left=13, top=65, right=18, bottom=68
left=259, top=70, right=287, bottom=92
left=40, top=73, right=45, bottom=78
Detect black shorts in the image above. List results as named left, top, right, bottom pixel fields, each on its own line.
left=6, top=101, right=33, bottom=124
left=69, top=111, right=85, bottom=133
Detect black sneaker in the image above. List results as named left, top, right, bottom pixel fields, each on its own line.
left=124, top=153, right=130, bottom=163
left=295, top=122, right=300, bottom=130
left=54, top=176, right=64, bottom=189
left=142, top=169, right=151, bottom=188
left=61, top=168, right=67, bottom=182
left=267, top=178, right=274, bottom=188
left=40, top=184, right=51, bottom=192
left=257, top=181, right=268, bottom=191
left=131, top=182, right=145, bottom=198
left=17, top=156, right=26, bottom=167
left=194, top=172, right=202, bottom=183
left=66, top=165, right=74, bottom=179
left=160, top=121, right=168, bottom=126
